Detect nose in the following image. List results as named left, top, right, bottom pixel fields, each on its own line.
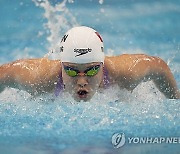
left=77, top=77, right=88, bottom=88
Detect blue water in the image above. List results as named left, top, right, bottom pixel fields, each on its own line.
left=0, top=0, right=180, bottom=153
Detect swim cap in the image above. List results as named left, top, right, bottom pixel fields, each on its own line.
left=59, top=26, right=104, bottom=64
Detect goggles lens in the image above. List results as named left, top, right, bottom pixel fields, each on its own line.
left=64, top=64, right=101, bottom=77
left=85, top=65, right=100, bottom=76
left=65, top=69, right=78, bottom=77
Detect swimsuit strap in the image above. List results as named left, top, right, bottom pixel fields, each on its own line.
left=54, top=71, right=64, bottom=97
left=103, top=66, right=110, bottom=88
left=54, top=66, right=110, bottom=96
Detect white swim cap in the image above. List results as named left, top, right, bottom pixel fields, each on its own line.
left=59, top=26, right=104, bottom=64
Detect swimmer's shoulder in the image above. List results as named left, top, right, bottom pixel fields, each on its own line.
left=34, top=58, right=62, bottom=78
left=104, top=54, right=132, bottom=78
left=13, top=58, right=62, bottom=82
left=0, top=58, right=62, bottom=94
left=13, top=58, right=62, bottom=74
left=105, top=54, right=153, bottom=67
left=104, top=54, right=152, bottom=77
left=104, top=54, right=139, bottom=69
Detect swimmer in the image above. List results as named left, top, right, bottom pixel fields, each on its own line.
left=0, top=26, right=179, bottom=101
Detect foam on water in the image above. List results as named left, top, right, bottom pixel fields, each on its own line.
left=0, top=82, right=179, bottom=153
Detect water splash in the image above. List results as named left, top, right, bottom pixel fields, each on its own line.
left=0, top=82, right=179, bottom=152
left=99, top=0, right=104, bottom=5
left=32, top=0, right=78, bottom=54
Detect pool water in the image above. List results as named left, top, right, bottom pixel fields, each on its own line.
left=0, top=0, right=179, bottom=153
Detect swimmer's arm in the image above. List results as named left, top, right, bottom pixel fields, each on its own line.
left=150, top=58, right=180, bottom=99
left=122, top=55, right=180, bottom=99
left=0, top=58, right=61, bottom=94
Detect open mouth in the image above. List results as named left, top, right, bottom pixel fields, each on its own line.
left=77, top=90, right=88, bottom=98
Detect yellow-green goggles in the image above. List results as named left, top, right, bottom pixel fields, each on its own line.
left=63, top=64, right=101, bottom=77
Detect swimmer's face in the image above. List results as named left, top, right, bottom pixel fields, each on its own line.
left=62, top=62, right=103, bottom=102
